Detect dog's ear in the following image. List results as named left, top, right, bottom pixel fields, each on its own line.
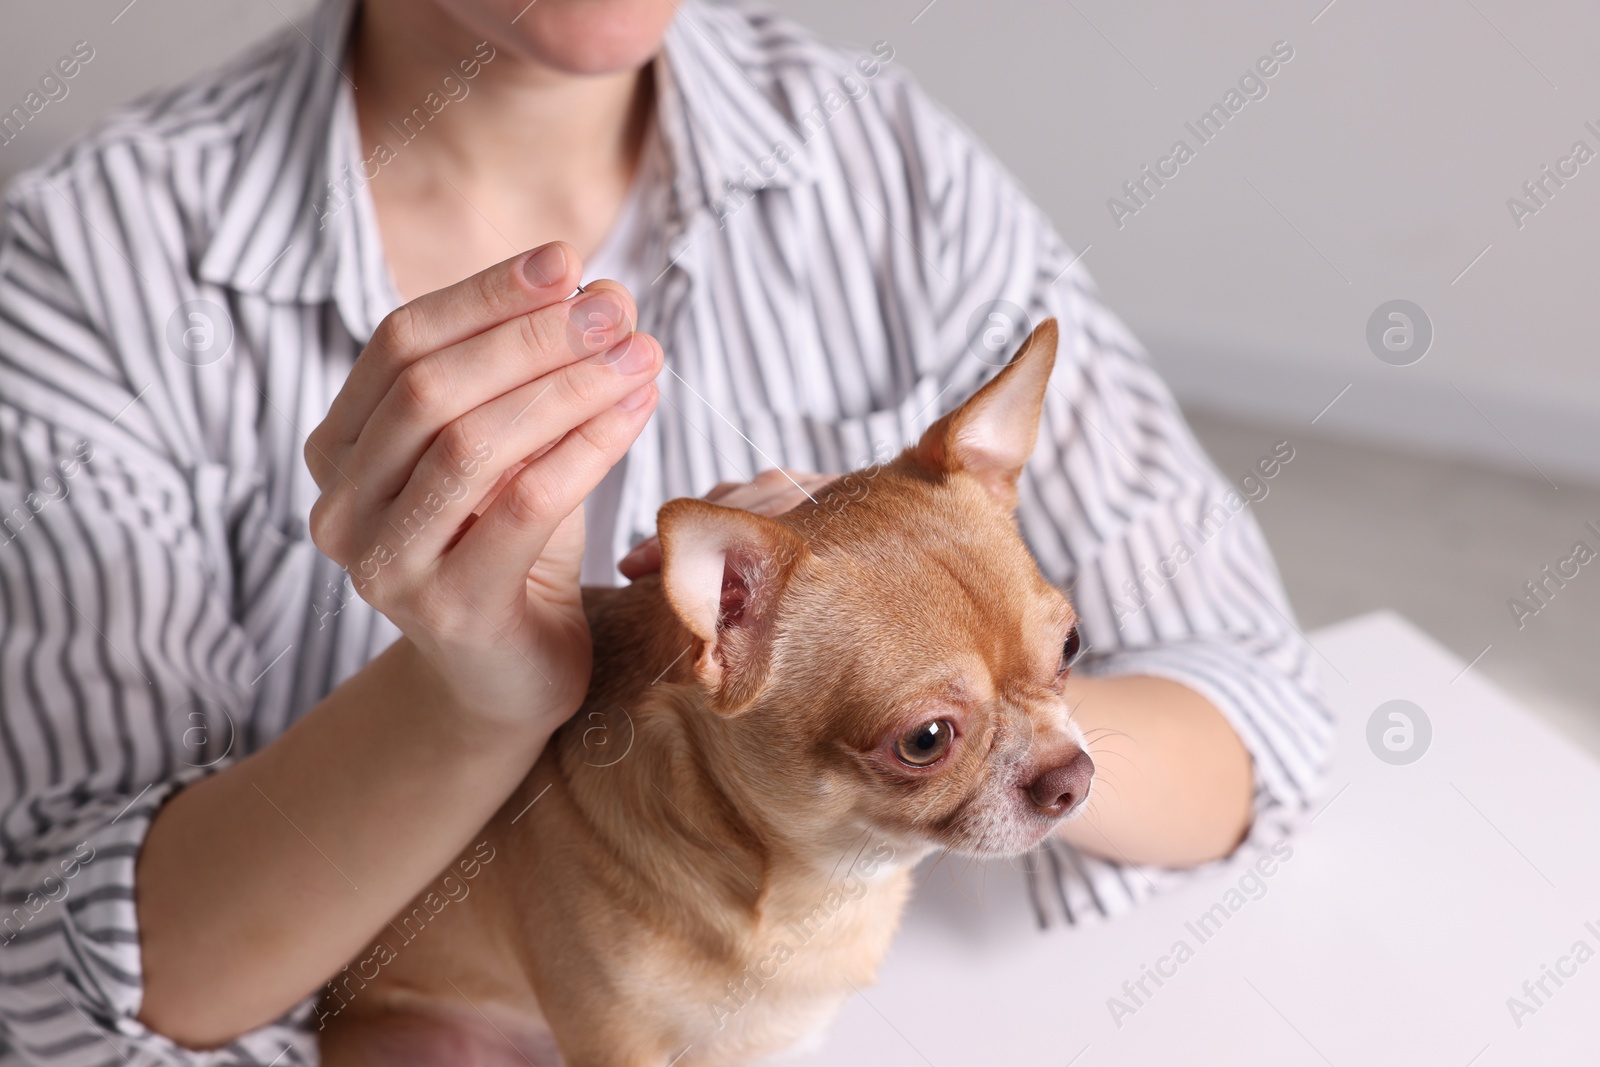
left=656, top=499, right=806, bottom=715
left=912, top=317, right=1058, bottom=510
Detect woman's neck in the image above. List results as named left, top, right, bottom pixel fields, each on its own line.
left=349, top=0, right=655, bottom=299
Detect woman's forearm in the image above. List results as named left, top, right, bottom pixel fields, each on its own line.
left=1058, top=674, right=1254, bottom=868
left=134, top=637, right=550, bottom=1048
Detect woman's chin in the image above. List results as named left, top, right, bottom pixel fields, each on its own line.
left=444, top=0, right=677, bottom=77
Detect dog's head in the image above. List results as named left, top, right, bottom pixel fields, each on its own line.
left=655, top=319, right=1091, bottom=859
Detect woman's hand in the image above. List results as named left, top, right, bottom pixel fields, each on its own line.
left=617, top=467, right=838, bottom=579
left=304, top=242, right=661, bottom=736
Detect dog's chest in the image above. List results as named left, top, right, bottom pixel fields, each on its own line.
left=684, top=865, right=913, bottom=1065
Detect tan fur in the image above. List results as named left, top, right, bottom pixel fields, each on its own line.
left=319, top=320, right=1088, bottom=1066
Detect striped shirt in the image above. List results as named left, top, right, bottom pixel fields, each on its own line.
left=0, top=0, right=1332, bottom=1062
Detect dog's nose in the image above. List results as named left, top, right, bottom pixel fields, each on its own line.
left=1027, top=750, right=1094, bottom=816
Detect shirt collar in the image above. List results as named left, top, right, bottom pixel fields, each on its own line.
left=197, top=0, right=815, bottom=329
left=655, top=2, right=816, bottom=218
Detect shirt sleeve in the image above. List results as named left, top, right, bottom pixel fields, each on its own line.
left=0, top=179, right=318, bottom=1064
left=888, top=74, right=1335, bottom=926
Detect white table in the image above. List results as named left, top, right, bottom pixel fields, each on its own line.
left=791, top=612, right=1600, bottom=1066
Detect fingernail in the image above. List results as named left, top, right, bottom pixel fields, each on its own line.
left=617, top=383, right=654, bottom=411
left=524, top=245, right=566, bottom=288
left=611, top=335, right=656, bottom=375
left=574, top=292, right=626, bottom=333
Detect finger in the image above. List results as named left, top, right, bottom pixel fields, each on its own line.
left=441, top=384, right=660, bottom=598
left=617, top=536, right=661, bottom=580
left=351, top=284, right=641, bottom=504
left=617, top=469, right=831, bottom=578
left=618, top=477, right=753, bottom=578
left=706, top=477, right=812, bottom=517
left=747, top=486, right=813, bottom=516
left=320, top=243, right=583, bottom=447
left=563, top=280, right=638, bottom=363
left=381, top=332, right=662, bottom=557
left=303, top=433, right=352, bottom=493
left=755, top=468, right=839, bottom=505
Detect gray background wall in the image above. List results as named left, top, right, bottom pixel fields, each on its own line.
left=771, top=0, right=1600, bottom=487
left=7, top=0, right=1595, bottom=485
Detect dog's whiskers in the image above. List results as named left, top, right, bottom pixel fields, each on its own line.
left=1081, top=725, right=1134, bottom=746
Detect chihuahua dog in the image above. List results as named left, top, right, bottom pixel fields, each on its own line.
left=319, top=319, right=1094, bottom=1066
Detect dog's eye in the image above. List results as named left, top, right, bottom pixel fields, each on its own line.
left=894, top=720, right=954, bottom=767
left=1059, top=626, right=1083, bottom=675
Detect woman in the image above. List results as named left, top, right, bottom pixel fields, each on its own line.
left=0, top=0, right=1329, bottom=1060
